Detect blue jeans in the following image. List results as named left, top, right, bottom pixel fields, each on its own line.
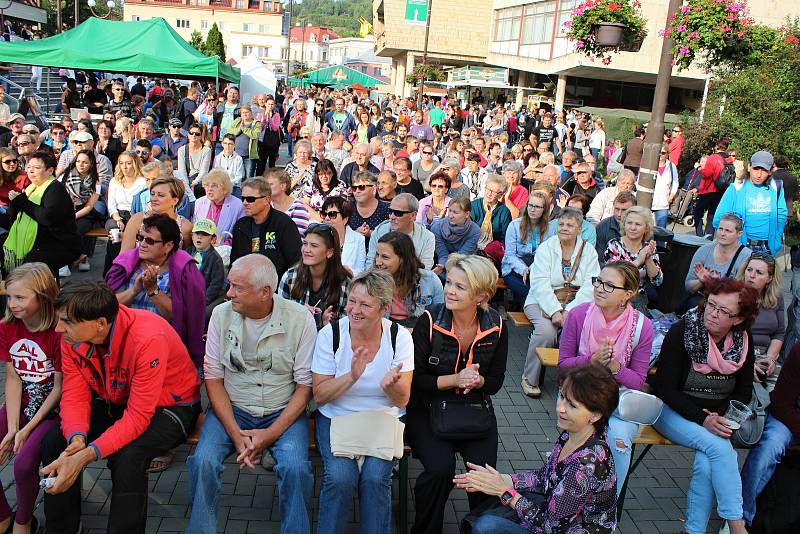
left=741, top=414, right=799, bottom=524
left=243, top=159, right=256, bottom=179
left=471, top=514, right=528, bottom=534
left=654, top=404, right=743, bottom=533
left=607, top=411, right=640, bottom=496
left=287, top=135, right=294, bottom=158
left=186, top=406, right=313, bottom=534
left=315, top=413, right=394, bottom=534
left=231, top=186, right=242, bottom=199
left=653, top=209, right=669, bottom=228
left=503, top=271, right=529, bottom=310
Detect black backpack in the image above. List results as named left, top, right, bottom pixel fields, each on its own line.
left=714, top=161, right=736, bottom=192
left=331, top=319, right=399, bottom=355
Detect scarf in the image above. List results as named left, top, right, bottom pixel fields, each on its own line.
left=3, top=178, right=53, bottom=273
left=478, top=202, right=495, bottom=249
left=208, top=198, right=224, bottom=225
left=439, top=217, right=470, bottom=242
left=684, top=307, right=748, bottom=374
left=579, top=303, right=639, bottom=368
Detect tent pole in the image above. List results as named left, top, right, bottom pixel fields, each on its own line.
left=46, top=67, right=50, bottom=114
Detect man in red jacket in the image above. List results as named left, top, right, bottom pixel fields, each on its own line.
left=39, top=281, right=201, bottom=534
left=694, top=138, right=734, bottom=236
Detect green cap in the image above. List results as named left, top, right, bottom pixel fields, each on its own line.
left=192, top=218, right=217, bottom=235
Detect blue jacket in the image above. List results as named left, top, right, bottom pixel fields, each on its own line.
left=386, top=269, right=444, bottom=328
left=502, top=218, right=555, bottom=277
left=431, top=218, right=481, bottom=267
left=325, top=110, right=357, bottom=138
left=712, top=179, right=787, bottom=255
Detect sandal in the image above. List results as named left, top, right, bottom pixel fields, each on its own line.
left=147, top=450, right=175, bottom=473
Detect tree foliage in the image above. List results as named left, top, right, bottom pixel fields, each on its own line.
left=203, top=23, right=226, bottom=62
left=290, top=0, right=372, bottom=38
left=40, top=0, right=122, bottom=35
left=189, top=30, right=205, bottom=53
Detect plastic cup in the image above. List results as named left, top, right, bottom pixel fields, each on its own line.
left=724, top=400, right=752, bottom=430
left=109, top=228, right=121, bottom=243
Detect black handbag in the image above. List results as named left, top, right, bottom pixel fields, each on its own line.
left=428, top=397, right=494, bottom=440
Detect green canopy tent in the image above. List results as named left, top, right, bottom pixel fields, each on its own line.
left=0, top=17, right=239, bottom=82
left=289, top=65, right=383, bottom=88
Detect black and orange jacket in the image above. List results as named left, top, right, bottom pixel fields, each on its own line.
left=409, top=304, right=507, bottom=409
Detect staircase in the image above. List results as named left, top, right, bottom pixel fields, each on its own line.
left=2, top=65, right=64, bottom=114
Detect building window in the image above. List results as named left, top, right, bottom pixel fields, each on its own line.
left=281, top=48, right=289, bottom=60
left=493, top=7, right=521, bottom=42
left=218, top=22, right=226, bottom=30
left=321, top=50, right=327, bottom=61
left=293, top=51, right=298, bottom=60
left=131, top=15, right=140, bottom=21
left=242, top=45, right=254, bottom=56
left=176, top=19, right=190, bottom=29
left=235, top=0, right=245, bottom=8
left=361, top=66, right=368, bottom=73
left=201, top=20, right=209, bottom=29
left=259, top=24, right=268, bottom=33
left=243, top=23, right=254, bottom=32
left=258, top=46, right=270, bottom=57
left=520, top=1, right=557, bottom=45
left=373, top=67, right=381, bottom=76
left=309, top=51, right=314, bottom=61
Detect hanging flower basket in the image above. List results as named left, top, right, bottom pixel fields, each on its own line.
left=406, top=64, right=445, bottom=86
left=564, top=0, right=648, bottom=64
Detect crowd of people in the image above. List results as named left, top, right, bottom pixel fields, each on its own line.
left=0, top=75, right=796, bottom=534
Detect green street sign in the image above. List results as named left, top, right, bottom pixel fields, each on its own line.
left=405, top=0, right=428, bottom=24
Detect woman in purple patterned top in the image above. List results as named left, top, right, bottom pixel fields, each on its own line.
left=454, top=364, right=618, bottom=534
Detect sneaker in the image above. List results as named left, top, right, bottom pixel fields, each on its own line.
left=58, top=266, right=71, bottom=277
left=78, top=259, right=90, bottom=272
left=521, top=378, right=541, bottom=398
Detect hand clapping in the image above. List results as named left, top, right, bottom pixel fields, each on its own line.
left=380, top=363, right=403, bottom=390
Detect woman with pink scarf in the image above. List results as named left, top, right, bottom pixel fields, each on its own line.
left=558, top=260, right=653, bottom=496
left=650, top=277, right=758, bottom=534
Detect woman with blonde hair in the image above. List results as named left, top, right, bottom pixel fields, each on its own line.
left=103, top=151, right=147, bottom=271
left=0, top=263, right=62, bottom=534
left=192, top=169, right=244, bottom=245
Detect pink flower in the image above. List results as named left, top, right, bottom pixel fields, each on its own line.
left=680, top=5, right=691, bottom=13
left=794, top=37, right=800, bottom=45
left=721, top=25, right=732, bottom=32
left=728, top=3, right=741, bottom=12
left=602, top=57, right=612, bottom=64
left=678, top=46, right=689, bottom=55
left=690, top=31, right=701, bottom=40
left=727, top=12, right=737, bottom=21
left=576, top=40, right=585, bottom=48
left=563, top=20, right=573, bottom=27
left=677, top=24, right=687, bottom=32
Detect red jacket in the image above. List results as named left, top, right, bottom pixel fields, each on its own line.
left=699, top=152, right=732, bottom=195
left=59, top=305, right=200, bottom=459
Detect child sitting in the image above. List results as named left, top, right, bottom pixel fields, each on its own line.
left=190, top=218, right=225, bottom=320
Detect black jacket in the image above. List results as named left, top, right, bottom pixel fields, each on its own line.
left=229, top=207, right=301, bottom=280
left=193, top=245, right=225, bottom=305
left=410, top=303, right=508, bottom=409
left=9, top=178, right=81, bottom=259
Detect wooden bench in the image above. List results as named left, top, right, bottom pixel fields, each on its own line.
left=617, top=425, right=674, bottom=516
left=186, top=412, right=413, bottom=533
left=85, top=227, right=108, bottom=238
left=507, top=311, right=532, bottom=327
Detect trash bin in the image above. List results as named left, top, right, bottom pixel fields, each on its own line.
left=656, top=233, right=711, bottom=314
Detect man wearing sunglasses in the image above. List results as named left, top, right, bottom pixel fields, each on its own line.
left=229, top=176, right=301, bottom=280
left=104, top=80, right=132, bottom=118
left=366, top=192, right=435, bottom=269
left=161, top=118, right=188, bottom=160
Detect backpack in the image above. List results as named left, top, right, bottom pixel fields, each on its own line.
left=714, top=161, right=736, bottom=192
left=331, top=319, right=399, bottom=356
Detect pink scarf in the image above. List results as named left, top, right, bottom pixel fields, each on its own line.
left=579, top=303, right=638, bottom=367
left=208, top=198, right=224, bottom=225
left=692, top=333, right=749, bottom=374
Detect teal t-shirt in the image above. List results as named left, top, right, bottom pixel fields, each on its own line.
left=429, top=107, right=445, bottom=127
left=333, top=111, right=346, bottom=131
left=219, top=103, right=237, bottom=136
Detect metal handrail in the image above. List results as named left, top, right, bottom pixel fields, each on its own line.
left=0, top=75, right=45, bottom=103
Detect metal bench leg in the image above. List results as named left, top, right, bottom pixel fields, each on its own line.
left=617, top=443, right=653, bottom=519
left=399, top=452, right=409, bottom=534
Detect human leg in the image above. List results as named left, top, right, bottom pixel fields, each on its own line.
left=357, top=455, right=395, bottom=533
left=741, top=414, right=796, bottom=524
left=704, top=192, right=723, bottom=235
left=456, top=414, right=499, bottom=511
left=187, top=408, right=237, bottom=534
left=269, top=410, right=313, bottom=534
left=522, top=303, right=558, bottom=386
left=13, top=416, right=57, bottom=526
left=606, top=413, right=640, bottom=496
left=471, top=514, right=529, bottom=534
left=653, top=209, right=669, bottom=228
left=503, top=272, right=529, bottom=310
left=694, top=194, right=710, bottom=236
left=314, top=413, right=359, bottom=534
left=0, top=405, right=12, bottom=523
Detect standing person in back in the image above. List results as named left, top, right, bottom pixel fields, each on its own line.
left=621, top=127, right=645, bottom=175
left=696, top=138, right=735, bottom=237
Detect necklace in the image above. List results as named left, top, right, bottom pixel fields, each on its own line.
left=453, top=311, right=478, bottom=343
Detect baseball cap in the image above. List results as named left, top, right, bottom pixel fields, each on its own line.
left=7, top=113, right=24, bottom=124
left=70, top=131, right=93, bottom=142
left=750, top=150, right=774, bottom=171
left=441, top=156, right=460, bottom=168
left=168, top=118, right=183, bottom=127
left=192, top=218, right=217, bottom=236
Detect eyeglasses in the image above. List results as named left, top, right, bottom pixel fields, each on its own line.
left=241, top=195, right=265, bottom=204
left=352, top=184, right=374, bottom=191
left=315, top=103, right=324, bottom=107
left=527, top=204, right=544, bottom=210
left=672, top=128, right=681, bottom=133
left=136, top=234, right=163, bottom=246
left=430, top=184, right=447, bottom=189
left=17, top=141, right=31, bottom=147
left=22, top=129, right=38, bottom=134
left=485, top=188, right=504, bottom=195
left=576, top=171, right=589, bottom=175
left=52, top=131, right=65, bottom=136
left=750, top=251, right=776, bottom=265
left=705, top=300, right=737, bottom=319
left=1, top=159, right=17, bottom=165
left=422, top=151, right=433, bottom=155
left=389, top=208, right=412, bottom=217
left=189, top=131, right=202, bottom=136
left=591, top=277, right=625, bottom=292
left=169, top=124, right=180, bottom=128
left=322, top=210, right=340, bottom=219
left=660, top=152, right=668, bottom=155
left=136, top=150, right=150, bottom=157
left=308, top=222, right=334, bottom=234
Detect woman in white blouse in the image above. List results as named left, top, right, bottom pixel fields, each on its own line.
left=104, top=151, right=147, bottom=272
left=320, top=196, right=367, bottom=276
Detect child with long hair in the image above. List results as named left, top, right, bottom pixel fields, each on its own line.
left=0, top=263, right=62, bottom=533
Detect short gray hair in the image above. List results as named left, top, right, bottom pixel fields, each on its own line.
left=294, top=140, right=312, bottom=156
left=395, top=192, right=419, bottom=212
left=350, top=269, right=394, bottom=309
left=142, top=161, right=164, bottom=176
left=617, top=169, right=636, bottom=185
left=503, top=160, right=523, bottom=175
left=354, top=142, right=370, bottom=155
left=231, top=254, right=278, bottom=292
left=353, top=170, right=377, bottom=186
left=485, top=173, right=507, bottom=193
left=558, top=206, right=584, bottom=226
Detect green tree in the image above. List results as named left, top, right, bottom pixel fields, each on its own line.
left=290, top=0, right=372, bottom=38
left=189, top=30, right=205, bottom=54
left=203, top=23, right=225, bottom=61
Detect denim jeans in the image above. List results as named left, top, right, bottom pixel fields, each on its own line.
left=740, top=414, right=799, bottom=524
left=186, top=406, right=313, bottom=534
left=243, top=159, right=256, bottom=179
left=503, top=271, right=529, bottom=310
left=653, top=404, right=743, bottom=533
left=607, top=411, right=640, bottom=496
left=653, top=209, right=669, bottom=229
left=315, top=413, right=395, bottom=534
left=470, top=514, right=528, bottom=534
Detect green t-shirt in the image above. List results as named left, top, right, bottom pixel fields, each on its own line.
left=220, top=102, right=238, bottom=136
left=429, top=107, right=445, bottom=127
left=333, top=111, right=347, bottom=131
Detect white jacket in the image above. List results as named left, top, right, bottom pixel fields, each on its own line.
left=524, top=236, right=600, bottom=317
left=651, top=161, right=679, bottom=211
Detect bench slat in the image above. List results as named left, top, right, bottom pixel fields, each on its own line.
left=507, top=312, right=531, bottom=327
left=633, top=425, right=672, bottom=446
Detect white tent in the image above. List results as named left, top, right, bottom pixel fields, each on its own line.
left=238, top=55, right=277, bottom=103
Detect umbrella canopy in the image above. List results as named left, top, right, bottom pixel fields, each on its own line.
left=290, top=65, right=384, bottom=88
left=0, top=17, right=239, bottom=82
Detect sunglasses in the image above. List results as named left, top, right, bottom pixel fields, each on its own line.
left=352, top=184, right=374, bottom=191
left=136, top=151, right=150, bottom=156
left=309, top=222, right=334, bottom=234
left=322, top=210, right=340, bottom=219
left=241, top=195, right=265, bottom=204
left=17, top=141, right=31, bottom=147
left=750, top=251, right=776, bottom=264
left=189, top=131, right=202, bottom=136
left=2, top=159, right=17, bottom=164
left=430, top=184, right=447, bottom=189
left=22, top=129, right=38, bottom=134
left=389, top=208, right=412, bottom=217
left=136, top=234, right=163, bottom=245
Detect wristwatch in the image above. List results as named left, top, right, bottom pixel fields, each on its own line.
left=499, top=487, right=518, bottom=507
left=147, top=288, right=160, bottom=298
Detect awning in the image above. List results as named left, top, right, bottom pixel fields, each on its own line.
left=0, top=18, right=239, bottom=82
left=289, top=65, right=384, bottom=88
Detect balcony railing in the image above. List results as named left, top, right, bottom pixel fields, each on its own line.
left=138, top=0, right=281, bottom=9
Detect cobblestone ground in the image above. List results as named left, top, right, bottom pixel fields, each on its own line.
left=1, top=176, right=788, bottom=533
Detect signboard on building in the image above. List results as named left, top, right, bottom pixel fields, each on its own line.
left=405, top=0, right=428, bottom=24
left=448, top=66, right=509, bottom=85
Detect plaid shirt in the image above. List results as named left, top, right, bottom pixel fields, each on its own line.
left=277, top=265, right=351, bottom=319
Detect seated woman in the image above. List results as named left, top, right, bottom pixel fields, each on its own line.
left=602, top=205, right=662, bottom=312
left=373, top=231, right=443, bottom=329
left=104, top=151, right=147, bottom=273
left=430, top=196, right=480, bottom=279
left=685, top=213, right=751, bottom=311
left=470, top=173, right=513, bottom=266
left=735, top=253, right=784, bottom=383
left=311, top=269, right=414, bottom=533
left=0, top=147, right=29, bottom=217
left=501, top=160, right=528, bottom=219
left=558, top=261, right=654, bottom=494
left=522, top=207, right=600, bottom=398
left=549, top=193, right=597, bottom=245
left=277, top=223, right=352, bottom=330
left=407, top=254, right=508, bottom=534
left=263, top=166, right=310, bottom=237
left=454, top=364, right=618, bottom=534
left=416, top=171, right=451, bottom=229
left=63, top=149, right=105, bottom=273
left=286, top=140, right=317, bottom=197
left=299, top=158, right=348, bottom=221
left=192, top=169, right=244, bottom=246
left=501, top=191, right=554, bottom=310
left=106, top=212, right=206, bottom=368
left=651, top=278, right=758, bottom=534
left=320, top=196, right=366, bottom=276
left=3, top=151, right=80, bottom=277
left=121, top=177, right=194, bottom=252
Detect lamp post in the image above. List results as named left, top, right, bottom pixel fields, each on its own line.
left=416, top=0, right=432, bottom=107
left=636, top=0, right=681, bottom=210
left=86, top=0, right=117, bottom=19
left=285, top=0, right=293, bottom=87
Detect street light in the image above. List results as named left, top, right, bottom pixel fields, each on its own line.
left=86, top=0, right=117, bottom=20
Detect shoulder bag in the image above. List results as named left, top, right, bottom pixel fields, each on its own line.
left=553, top=241, right=586, bottom=307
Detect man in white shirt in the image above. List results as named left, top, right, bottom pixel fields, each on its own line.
left=586, top=170, right=637, bottom=224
